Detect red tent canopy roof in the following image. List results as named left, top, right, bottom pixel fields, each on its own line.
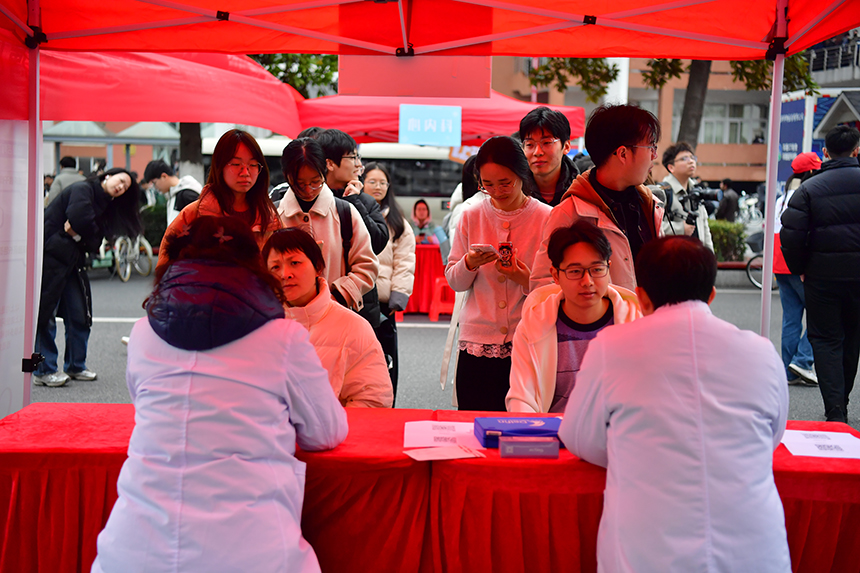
left=298, top=90, right=585, bottom=145
left=1, top=0, right=858, bottom=60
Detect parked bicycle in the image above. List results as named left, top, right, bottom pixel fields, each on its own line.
left=89, top=235, right=153, bottom=282
left=745, top=252, right=778, bottom=291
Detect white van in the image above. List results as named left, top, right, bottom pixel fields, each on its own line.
left=202, top=137, right=465, bottom=225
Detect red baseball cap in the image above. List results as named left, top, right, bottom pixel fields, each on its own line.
left=791, top=152, right=822, bottom=174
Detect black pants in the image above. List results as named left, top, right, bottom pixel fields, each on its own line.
left=804, top=278, right=860, bottom=422
left=455, top=350, right=511, bottom=412
left=374, top=303, right=399, bottom=405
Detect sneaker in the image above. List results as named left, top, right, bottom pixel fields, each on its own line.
left=787, top=376, right=804, bottom=386
left=66, top=369, right=97, bottom=381
left=33, top=372, right=70, bottom=387
left=789, top=364, right=818, bottom=386
left=121, top=336, right=129, bottom=346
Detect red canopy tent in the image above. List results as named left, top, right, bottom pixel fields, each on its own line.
left=2, top=0, right=860, bottom=414
left=298, top=90, right=585, bottom=145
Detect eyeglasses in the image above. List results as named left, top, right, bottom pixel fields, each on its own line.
left=342, top=154, right=362, bottom=162
left=479, top=181, right=517, bottom=194
left=557, top=264, right=610, bottom=281
left=522, top=138, right=560, bottom=153
left=226, top=162, right=263, bottom=174
left=672, top=154, right=697, bottom=164
left=365, top=179, right=389, bottom=188
left=295, top=179, right=325, bottom=192
left=629, top=144, right=659, bottom=158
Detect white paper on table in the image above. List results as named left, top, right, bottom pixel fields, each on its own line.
left=404, top=445, right=486, bottom=461
left=403, top=420, right=484, bottom=450
left=781, top=429, right=860, bottom=459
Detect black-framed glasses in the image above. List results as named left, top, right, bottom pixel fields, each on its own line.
left=557, top=264, right=609, bottom=280
left=342, top=153, right=362, bottom=162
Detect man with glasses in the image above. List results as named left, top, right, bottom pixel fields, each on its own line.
left=519, top=107, right=579, bottom=207
left=661, top=142, right=714, bottom=251
left=531, top=104, right=664, bottom=292
left=142, top=160, right=203, bottom=225
left=507, top=220, right=642, bottom=413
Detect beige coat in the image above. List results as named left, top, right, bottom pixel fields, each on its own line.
left=376, top=209, right=417, bottom=304
left=284, top=279, right=393, bottom=408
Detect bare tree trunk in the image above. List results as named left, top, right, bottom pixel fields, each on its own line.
left=676, top=60, right=711, bottom=149
left=178, top=122, right=204, bottom=184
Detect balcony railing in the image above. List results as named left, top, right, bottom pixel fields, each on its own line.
left=808, top=40, right=859, bottom=72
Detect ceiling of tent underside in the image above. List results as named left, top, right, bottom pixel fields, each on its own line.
left=0, top=0, right=858, bottom=60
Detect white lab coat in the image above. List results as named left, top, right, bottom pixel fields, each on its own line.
left=559, top=300, right=790, bottom=573
left=92, top=317, right=348, bottom=573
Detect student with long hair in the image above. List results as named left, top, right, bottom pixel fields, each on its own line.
left=363, top=161, right=416, bottom=400
left=156, top=129, right=280, bottom=271
left=34, top=168, right=142, bottom=387
left=445, top=136, right=552, bottom=411
left=93, top=216, right=347, bottom=573
left=263, top=228, right=393, bottom=408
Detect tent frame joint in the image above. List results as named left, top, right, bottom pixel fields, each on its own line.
left=216, top=10, right=230, bottom=21
left=583, top=15, right=597, bottom=25
left=766, top=36, right=786, bottom=61
left=22, top=353, right=44, bottom=373
left=25, top=26, right=47, bottom=48
left=396, top=43, right=414, bottom=57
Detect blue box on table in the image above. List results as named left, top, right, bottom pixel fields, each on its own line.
left=473, top=416, right=562, bottom=448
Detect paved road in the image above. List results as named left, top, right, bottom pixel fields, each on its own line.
left=32, top=267, right=860, bottom=429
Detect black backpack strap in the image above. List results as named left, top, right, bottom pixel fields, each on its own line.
left=334, top=197, right=353, bottom=273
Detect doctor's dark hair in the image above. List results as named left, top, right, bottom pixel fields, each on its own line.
left=519, top=106, right=571, bottom=143
left=262, top=227, right=327, bottom=275
left=635, top=236, right=716, bottom=309
left=205, top=129, right=276, bottom=232
left=362, top=162, right=406, bottom=241
left=91, top=167, right=143, bottom=239
left=156, top=216, right=286, bottom=304
left=585, top=104, right=661, bottom=169
left=281, top=138, right=328, bottom=190
left=474, top=136, right=538, bottom=197
left=547, top=220, right=612, bottom=269
left=317, top=129, right=359, bottom=166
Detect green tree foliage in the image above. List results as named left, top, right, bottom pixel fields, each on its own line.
left=529, top=58, right=620, bottom=103
left=730, top=54, right=819, bottom=93
left=249, top=53, right=338, bottom=98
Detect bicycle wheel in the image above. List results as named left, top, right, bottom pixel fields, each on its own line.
left=114, top=237, right=132, bottom=282
left=746, top=254, right=777, bottom=291
left=133, top=237, right=154, bottom=277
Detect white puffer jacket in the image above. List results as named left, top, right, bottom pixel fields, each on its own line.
left=506, top=283, right=641, bottom=413
left=284, top=279, right=393, bottom=408
left=376, top=208, right=416, bottom=306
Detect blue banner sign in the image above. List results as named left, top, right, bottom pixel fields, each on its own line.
left=778, top=99, right=806, bottom=193
left=399, top=104, right=462, bottom=147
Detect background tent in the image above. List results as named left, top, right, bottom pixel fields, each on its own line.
left=298, top=90, right=585, bottom=145
left=2, top=0, right=860, bottom=415
left=33, top=50, right=302, bottom=135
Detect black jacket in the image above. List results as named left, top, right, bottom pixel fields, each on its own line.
left=780, top=156, right=860, bottom=280
left=533, top=154, right=579, bottom=207
left=330, top=188, right=389, bottom=255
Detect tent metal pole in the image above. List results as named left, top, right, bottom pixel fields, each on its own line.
left=0, top=3, right=33, bottom=36
left=786, top=0, right=847, bottom=48
left=24, top=0, right=43, bottom=405
left=760, top=0, right=788, bottom=338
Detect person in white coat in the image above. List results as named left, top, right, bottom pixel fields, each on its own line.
left=264, top=228, right=393, bottom=408
left=559, top=236, right=790, bottom=573
left=506, top=221, right=641, bottom=413
left=92, top=216, right=348, bottom=573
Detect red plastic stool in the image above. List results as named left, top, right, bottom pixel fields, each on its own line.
left=429, top=277, right=455, bottom=322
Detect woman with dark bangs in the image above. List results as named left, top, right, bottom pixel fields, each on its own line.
left=156, top=129, right=281, bottom=271
left=93, top=216, right=347, bottom=573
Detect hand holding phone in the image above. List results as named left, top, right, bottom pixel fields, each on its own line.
left=466, top=244, right=499, bottom=270
left=470, top=244, right=498, bottom=255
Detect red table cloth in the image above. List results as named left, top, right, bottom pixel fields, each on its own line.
left=428, top=412, right=860, bottom=573
left=405, top=244, right=447, bottom=314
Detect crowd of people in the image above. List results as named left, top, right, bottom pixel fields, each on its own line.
left=35, top=104, right=860, bottom=572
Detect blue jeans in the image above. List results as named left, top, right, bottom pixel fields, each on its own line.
left=35, top=274, right=90, bottom=376
left=776, top=273, right=814, bottom=378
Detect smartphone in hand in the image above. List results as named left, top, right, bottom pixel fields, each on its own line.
left=470, top=244, right=498, bottom=255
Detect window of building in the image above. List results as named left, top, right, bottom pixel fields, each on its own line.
left=672, top=102, right=768, bottom=144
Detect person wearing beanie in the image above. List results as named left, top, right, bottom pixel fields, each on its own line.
left=771, top=151, right=822, bottom=388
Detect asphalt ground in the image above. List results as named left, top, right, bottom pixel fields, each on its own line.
left=31, top=266, right=860, bottom=430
